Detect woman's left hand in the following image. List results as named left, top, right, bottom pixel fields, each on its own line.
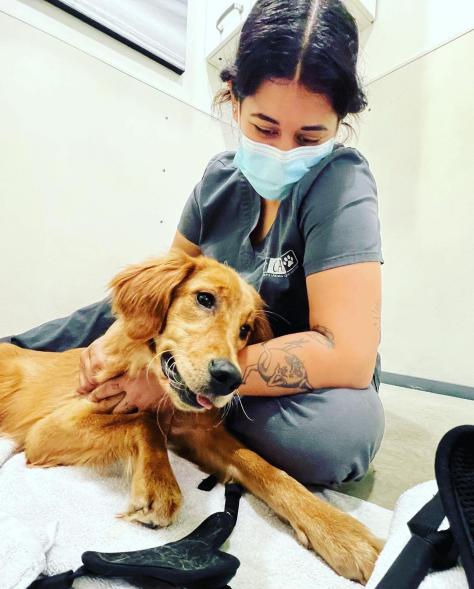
left=88, top=370, right=167, bottom=413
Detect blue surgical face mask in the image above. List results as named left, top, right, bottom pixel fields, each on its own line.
left=233, top=126, right=335, bottom=201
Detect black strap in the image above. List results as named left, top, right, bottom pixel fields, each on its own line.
left=375, top=493, right=459, bottom=588
left=198, top=473, right=219, bottom=491
left=224, top=483, right=245, bottom=519
left=198, top=474, right=245, bottom=521
left=194, top=477, right=244, bottom=549
left=27, top=566, right=88, bottom=589
left=407, top=492, right=445, bottom=537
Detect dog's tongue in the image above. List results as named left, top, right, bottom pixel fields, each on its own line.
left=196, top=394, right=213, bottom=410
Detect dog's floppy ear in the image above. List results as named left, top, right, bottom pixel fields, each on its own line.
left=109, top=249, right=196, bottom=341
left=249, top=297, right=273, bottom=344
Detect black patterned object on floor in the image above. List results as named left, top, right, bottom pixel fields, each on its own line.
left=28, top=482, right=244, bottom=589
left=82, top=483, right=245, bottom=589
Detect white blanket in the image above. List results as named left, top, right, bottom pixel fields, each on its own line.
left=0, top=437, right=392, bottom=589
left=367, top=480, right=469, bottom=588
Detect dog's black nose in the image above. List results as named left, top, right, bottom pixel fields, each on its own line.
left=208, top=359, right=242, bottom=395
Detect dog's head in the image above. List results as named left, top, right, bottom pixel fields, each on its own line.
left=109, top=250, right=272, bottom=412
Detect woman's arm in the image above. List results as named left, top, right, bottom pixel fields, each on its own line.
left=170, top=230, right=201, bottom=257
left=2, top=299, right=115, bottom=352
left=238, top=261, right=381, bottom=396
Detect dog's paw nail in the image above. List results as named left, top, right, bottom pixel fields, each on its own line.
left=141, top=521, right=159, bottom=530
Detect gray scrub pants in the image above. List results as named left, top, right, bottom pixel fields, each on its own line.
left=0, top=300, right=384, bottom=487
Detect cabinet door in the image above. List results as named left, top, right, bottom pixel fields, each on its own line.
left=206, top=0, right=377, bottom=69
left=205, top=0, right=255, bottom=59
left=342, top=0, right=376, bottom=29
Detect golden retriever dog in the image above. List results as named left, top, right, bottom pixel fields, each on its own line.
left=0, top=250, right=382, bottom=583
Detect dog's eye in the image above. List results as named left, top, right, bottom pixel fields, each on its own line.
left=239, top=324, right=251, bottom=339
left=196, top=292, right=215, bottom=309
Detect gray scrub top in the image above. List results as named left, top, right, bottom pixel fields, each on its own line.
left=178, top=145, right=384, bottom=343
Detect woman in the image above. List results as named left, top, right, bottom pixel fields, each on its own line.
left=2, top=0, right=384, bottom=488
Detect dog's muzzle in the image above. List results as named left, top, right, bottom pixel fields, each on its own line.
left=160, top=353, right=241, bottom=410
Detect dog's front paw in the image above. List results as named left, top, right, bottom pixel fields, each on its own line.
left=121, top=477, right=182, bottom=528
left=292, top=499, right=383, bottom=584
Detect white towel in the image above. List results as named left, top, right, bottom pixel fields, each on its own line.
left=0, top=436, right=392, bottom=589
left=0, top=436, right=17, bottom=466
left=0, top=437, right=57, bottom=589
left=367, top=480, right=468, bottom=589
left=0, top=512, right=57, bottom=589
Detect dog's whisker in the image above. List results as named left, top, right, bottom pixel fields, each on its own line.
left=254, top=308, right=290, bottom=325
left=155, top=394, right=174, bottom=440
left=212, top=402, right=231, bottom=428
left=233, top=390, right=254, bottom=422
left=145, top=359, right=156, bottom=382
left=167, top=376, right=186, bottom=391
left=212, top=414, right=225, bottom=428
left=155, top=397, right=166, bottom=438
left=144, top=349, right=192, bottom=391
left=168, top=379, right=187, bottom=392
left=163, top=357, right=181, bottom=383
left=145, top=349, right=183, bottom=371
left=165, top=358, right=190, bottom=392
left=144, top=348, right=177, bottom=383
left=223, top=400, right=234, bottom=420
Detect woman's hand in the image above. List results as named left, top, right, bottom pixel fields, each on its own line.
left=77, top=336, right=167, bottom=413
left=88, top=370, right=167, bottom=413
left=78, top=334, right=110, bottom=394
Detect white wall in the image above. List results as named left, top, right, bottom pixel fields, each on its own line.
left=0, top=7, right=236, bottom=335
left=0, top=0, right=224, bottom=117
left=359, top=0, right=474, bottom=82
left=353, top=4, right=474, bottom=386
left=1, top=0, right=473, bottom=387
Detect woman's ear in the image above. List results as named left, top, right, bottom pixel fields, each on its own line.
left=228, top=82, right=239, bottom=123
left=109, top=249, right=196, bottom=341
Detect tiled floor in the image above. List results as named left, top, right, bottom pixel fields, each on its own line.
left=341, top=384, right=474, bottom=509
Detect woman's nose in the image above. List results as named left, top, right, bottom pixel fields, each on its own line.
left=272, top=136, right=299, bottom=151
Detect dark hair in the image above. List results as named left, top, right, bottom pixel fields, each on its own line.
left=213, top=0, right=367, bottom=120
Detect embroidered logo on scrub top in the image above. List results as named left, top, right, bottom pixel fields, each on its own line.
left=263, top=250, right=299, bottom=277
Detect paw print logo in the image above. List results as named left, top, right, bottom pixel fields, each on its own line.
left=263, top=250, right=299, bottom=276
left=282, top=253, right=295, bottom=268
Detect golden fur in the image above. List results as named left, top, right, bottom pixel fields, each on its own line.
left=0, top=250, right=382, bottom=583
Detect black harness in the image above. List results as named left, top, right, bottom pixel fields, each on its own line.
left=28, top=475, right=243, bottom=589
left=376, top=425, right=474, bottom=588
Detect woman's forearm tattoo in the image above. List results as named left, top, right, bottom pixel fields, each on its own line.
left=242, top=326, right=335, bottom=392
left=242, top=340, right=312, bottom=391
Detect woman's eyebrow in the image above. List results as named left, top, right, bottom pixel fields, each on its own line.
left=251, top=112, right=279, bottom=124
left=301, top=124, right=328, bottom=131
left=250, top=113, right=327, bottom=131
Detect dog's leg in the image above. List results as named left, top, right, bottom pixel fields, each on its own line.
left=169, top=422, right=382, bottom=584
left=25, top=401, right=181, bottom=528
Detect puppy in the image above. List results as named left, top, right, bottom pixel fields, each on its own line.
left=0, top=250, right=382, bottom=584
